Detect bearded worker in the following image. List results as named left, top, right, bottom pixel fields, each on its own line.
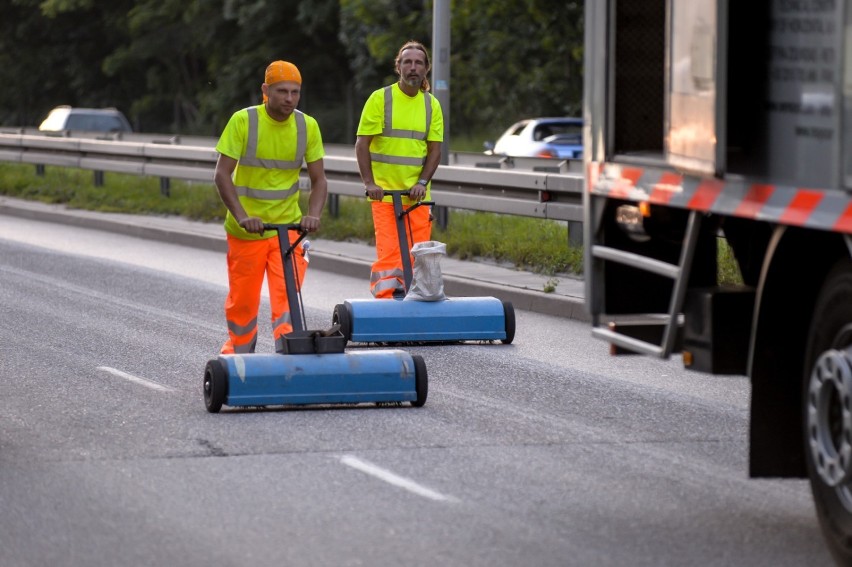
left=355, top=40, right=444, bottom=298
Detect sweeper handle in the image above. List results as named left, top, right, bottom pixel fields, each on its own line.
left=386, top=192, right=434, bottom=291
left=363, top=189, right=435, bottom=213
left=262, top=223, right=308, bottom=253
left=384, top=190, right=435, bottom=215
left=262, top=223, right=308, bottom=332
left=362, top=192, right=436, bottom=291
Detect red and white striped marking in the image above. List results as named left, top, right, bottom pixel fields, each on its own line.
left=588, top=161, right=852, bottom=234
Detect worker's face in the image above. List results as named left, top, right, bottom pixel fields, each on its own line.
left=397, top=48, right=429, bottom=89
left=263, top=80, right=301, bottom=121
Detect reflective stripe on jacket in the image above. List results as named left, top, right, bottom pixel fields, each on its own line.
left=219, top=106, right=309, bottom=239
left=235, top=107, right=306, bottom=201
left=368, top=86, right=432, bottom=168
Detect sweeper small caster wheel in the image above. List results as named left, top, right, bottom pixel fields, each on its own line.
left=502, top=301, right=515, bottom=344
left=333, top=303, right=352, bottom=342
left=204, top=359, right=228, bottom=413
left=412, top=354, right=428, bottom=407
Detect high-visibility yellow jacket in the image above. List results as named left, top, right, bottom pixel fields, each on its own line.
left=216, top=104, right=324, bottom=240
left=356, top=84, right=444, bottom=204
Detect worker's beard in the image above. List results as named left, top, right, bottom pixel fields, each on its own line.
left=402, top=75, right=421, bottom=89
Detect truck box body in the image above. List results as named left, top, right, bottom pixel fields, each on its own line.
left=584, top=0, right=852, bottom=561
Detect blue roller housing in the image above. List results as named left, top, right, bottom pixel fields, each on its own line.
left=210, top=350, right=421, bottom=408
left=341, top=296, right=510, bottom=343
left=331, top=193, right=516, bottom=346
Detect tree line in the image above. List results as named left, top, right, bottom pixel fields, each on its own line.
left=0, top=0, right=583, bottom=145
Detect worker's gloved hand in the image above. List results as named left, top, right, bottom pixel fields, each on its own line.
left=239, top=216, right=265, bottom=234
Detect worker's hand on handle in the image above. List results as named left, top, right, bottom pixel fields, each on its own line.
left=238, top=216, right=265, bottom=235
left=408, top=182, right=426, bottom=201
left=365, top=182, right=384, bottom=201
left=300, top=215, right=320, bottom=233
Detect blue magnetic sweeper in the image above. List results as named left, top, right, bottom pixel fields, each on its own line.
left=203, top=224, right=427, bottom=413
left=332, top=191, right=515, bottom=345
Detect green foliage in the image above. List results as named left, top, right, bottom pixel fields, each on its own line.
left=0, top=164, right=226, bottom=220
left=0, top=0, right=137, bottom=126
left=0, top=1, right=590, bottom=277
left=718, top=237, right=744, bottom=285
left=433, top=210, right=582, bottom=275
left=338, top=0, right=433, bottom=122
left=0, top=1, right=584, bottom=141
left=451, top=0, right=584, bottom=137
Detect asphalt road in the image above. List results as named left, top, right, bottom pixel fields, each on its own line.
left=0, top=216, right=835, bottom=567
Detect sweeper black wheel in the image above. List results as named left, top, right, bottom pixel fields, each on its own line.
left=412, top=355, right=428, bottom=407
left=203, top=359, right=228, bottom=413
left=501, top=301, right=515, bottom=344
left=332, top=303, right=352, bottom=342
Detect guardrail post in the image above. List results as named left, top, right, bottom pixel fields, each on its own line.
left=568, top=221, right=583, bottom=248
left=327, top=194, right=340, bottom=218
left=94, top=170, right=104, bottom=187
left=433, top=205, right=448, bottom=230
left=160, top=177, right=171, bottom=197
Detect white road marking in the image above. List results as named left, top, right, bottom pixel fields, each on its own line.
left=97, top=366, right=175, bottom=392
left=340, top=455, right=458, bottom=503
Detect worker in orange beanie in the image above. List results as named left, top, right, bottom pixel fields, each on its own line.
left=355, top=41, right=444, bottom=298
left=214, top=60, right=328, bottom=353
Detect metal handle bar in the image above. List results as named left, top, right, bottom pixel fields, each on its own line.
left=262, top=223, right=308, bottom=332
left=262, top=223, right=308, bottom=254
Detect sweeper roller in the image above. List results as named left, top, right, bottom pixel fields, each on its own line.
left=204, top=349, right=427, bottom=411
left=203, top=224, right=427, bottom=413
left=332, top=191, right=515, bottom=344
left=334, top=296, right=514, bottom=344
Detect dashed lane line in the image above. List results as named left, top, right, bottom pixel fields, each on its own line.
left=97, top=366, right=175, bottom=392
left=340, top=455, right=459, bottom=503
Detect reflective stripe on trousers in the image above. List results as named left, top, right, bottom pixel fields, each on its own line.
left=370, top=200, right=431, bottom=299
left=220, top=233, right=308, bottom=354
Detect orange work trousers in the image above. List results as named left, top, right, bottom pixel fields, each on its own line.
left=220, top=232, right=308, bottom=354
left=370, top=200, right=432, bottom=298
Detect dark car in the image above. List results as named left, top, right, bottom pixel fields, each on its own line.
left=485, top=117, right=582, bottom=159
left=38, top=106, right=133, bottom=133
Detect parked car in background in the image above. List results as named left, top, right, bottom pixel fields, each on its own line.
left=484, top=117, right=583, bottom=159
left=38, top=106, right=133, bottom=133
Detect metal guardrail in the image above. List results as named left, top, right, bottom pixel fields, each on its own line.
left=0, top=130, right=585, bottom=243
left=1, top=128, right=585, bottom=173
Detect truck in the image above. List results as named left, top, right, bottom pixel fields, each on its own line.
left=583, top=0, right=852, bottom=563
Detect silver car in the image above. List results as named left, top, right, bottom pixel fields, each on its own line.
left=38, top=106, right=133, bottom=133
left=485, top=117, right=583, bottom=159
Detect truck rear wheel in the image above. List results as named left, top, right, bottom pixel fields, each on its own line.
left=804, top=259, right=852, bottom=565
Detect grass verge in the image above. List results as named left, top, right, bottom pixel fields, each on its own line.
left=0, top=163, right=584, bottom=280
